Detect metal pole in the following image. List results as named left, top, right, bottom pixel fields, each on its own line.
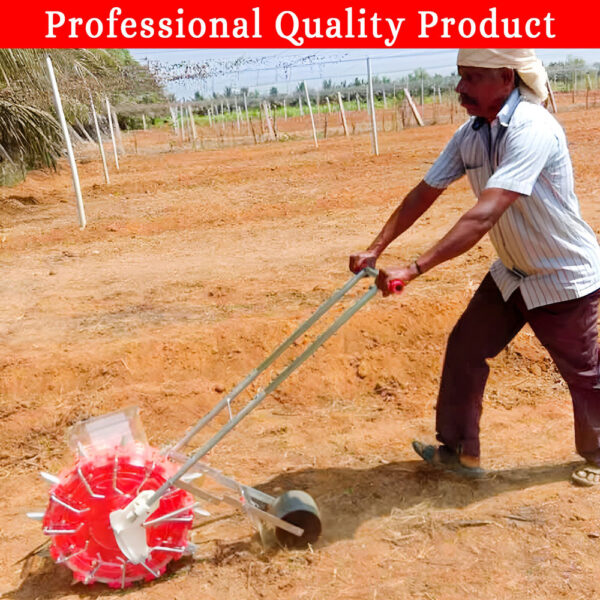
left=170, top=268, right=376, bottom=454
left=151, top=272, right=379, bottom=503
left=45, top=55, right=86, bottom=228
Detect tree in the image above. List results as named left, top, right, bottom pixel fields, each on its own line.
left=270, top=86, right=278, bottom=96
left=0, top=49, right=164, bottom=184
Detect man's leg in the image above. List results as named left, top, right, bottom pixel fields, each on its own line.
left=435, top=273, right=526, bottom=459
left=525, top=289, right=600, bottom=469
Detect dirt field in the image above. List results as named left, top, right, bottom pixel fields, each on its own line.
left=2, top=103, right=600, bottom=600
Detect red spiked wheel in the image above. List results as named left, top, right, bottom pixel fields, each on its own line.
left=42, top=443, right=195, bottom=588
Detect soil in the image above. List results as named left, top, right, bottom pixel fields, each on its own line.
left=2, top=98, right=600, bottom=600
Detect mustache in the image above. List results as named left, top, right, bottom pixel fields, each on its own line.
left=459, top=93, right=478, bottom=105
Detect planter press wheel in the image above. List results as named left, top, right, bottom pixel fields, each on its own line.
left=42, top=444, right=195, bottom=588
left=270, top=490, right=322, bottom=548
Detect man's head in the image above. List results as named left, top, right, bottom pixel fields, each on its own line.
left=456, top=49, right=548, bottom=121
left=456, top=66, right=516, bottom=121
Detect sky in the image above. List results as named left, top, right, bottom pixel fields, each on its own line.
left=129, top=48, right=600, bottom=100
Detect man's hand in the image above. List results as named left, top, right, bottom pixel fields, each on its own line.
left=349, top=250, right=378, bottom=274
left=376, top=264, right=420, bottom=297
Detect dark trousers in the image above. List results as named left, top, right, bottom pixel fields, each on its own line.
left=436, top=272, right=600, bottom=465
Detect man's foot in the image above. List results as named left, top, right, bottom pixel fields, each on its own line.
left=412, top=440, right=486, bottom=479
left=571, top=463, right=600, bottom=487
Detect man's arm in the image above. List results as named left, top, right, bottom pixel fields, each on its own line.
left=349, top=180, right=445, bottom=273
left=376, top=187, right=520, bottom=294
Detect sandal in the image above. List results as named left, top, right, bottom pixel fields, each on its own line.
left=571, top=463, right=600, bottom=487
left=412, top=440, right=486, bottom=479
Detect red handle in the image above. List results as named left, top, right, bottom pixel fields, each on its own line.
left=387, top=279, right=405, bottom=294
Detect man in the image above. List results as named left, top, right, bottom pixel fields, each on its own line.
left=349, top=49, right=600, bottom=485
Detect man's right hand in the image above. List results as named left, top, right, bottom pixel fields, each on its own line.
left=349, top=250, right=378, bottom=274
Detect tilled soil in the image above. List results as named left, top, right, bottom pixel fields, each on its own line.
left=2, top=103, right=600, bottom=600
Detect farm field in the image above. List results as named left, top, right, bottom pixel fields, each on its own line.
left=2, top=104, right=600, bottom=599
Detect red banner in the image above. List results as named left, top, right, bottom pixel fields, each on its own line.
left=2, top=0, right=598, bottom=48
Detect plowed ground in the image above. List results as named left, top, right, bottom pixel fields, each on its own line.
left=2, top=104, right=600, bottom=600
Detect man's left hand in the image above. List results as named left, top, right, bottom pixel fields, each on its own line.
left=376, top=264, right=420, bottom=297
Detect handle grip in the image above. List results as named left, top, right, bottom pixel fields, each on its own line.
left=387, top=279, right=405, bottom=294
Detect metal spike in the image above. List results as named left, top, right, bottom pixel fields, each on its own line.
left=40, top=472, right=60, bottom=485
left=193, top=506, right=210, bottom=517
left=112, top=454, right=126, bottom=496
left=43, top=526, right=80, bottom=535
left=84, top=561, right=100, bottom=585
left=26, top=511, right=46, bottom=521
left=150, top=545, right=186, bottom=554
left=56, top=540, right=88, bottom=564
left=77, top=466, right=105, bottom=499
left=50, top=494, right=89, bottom=514
left=140, top=561, right=159, bottom=578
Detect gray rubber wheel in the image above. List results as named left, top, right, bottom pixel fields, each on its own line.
left=269, top=490, right=322, bottom=547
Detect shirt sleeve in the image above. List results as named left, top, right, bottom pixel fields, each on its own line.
left=423, top=125, right=467, bottom=189
left=485, top=121, right=557, bottom=196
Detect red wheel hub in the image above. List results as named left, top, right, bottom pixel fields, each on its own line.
left=42, top=443, right=194, bottom=587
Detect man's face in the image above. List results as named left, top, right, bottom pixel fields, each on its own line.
left=455, top=66, right=515, bottom=121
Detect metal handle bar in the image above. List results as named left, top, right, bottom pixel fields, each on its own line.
left=167, top=266, right=379, bottom=455
left=149, top=267, right=380, bottom=505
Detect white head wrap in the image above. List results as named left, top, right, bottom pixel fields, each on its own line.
left=457, top=49, right=548, bottom=104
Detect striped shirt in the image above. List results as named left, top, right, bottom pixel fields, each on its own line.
left=424, top=88, right=600, bottom=309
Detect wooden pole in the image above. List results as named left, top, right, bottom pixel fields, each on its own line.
left=243, top=93, right=250, bottom=135
left=90, top=96, right=110, bottom=184
left=234, top=99, right=241, bottom=132
left=326, top=96, right=332, bottom=113
left=187, top=105, right=197, bottom=148
left=179, top=105, right=185, bottom=141
left=303, top=81, right=318, bottom=148
left=403, top=88, right=424, bottom=126
left=546, top=81, right=558, bottom=113
left=142, top=114, right=147, bottom=131
left=46, top=55, right=86, bottom=228
left=263, top=101, right=276, bottom=140
left=170, top=106, right=179, bottom=136
left=283, top=98, right=287, bottom=120
left=367, top=58, right=379, bottom=156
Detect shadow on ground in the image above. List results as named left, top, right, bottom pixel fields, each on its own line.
left=6, top=458, right=581, bottom=599
left=259, top=458, right=582, bottom=542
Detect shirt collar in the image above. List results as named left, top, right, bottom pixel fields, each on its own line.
left=496, top=88, right=521, bottom=127
left=471, top=88, right=521, bottom=130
